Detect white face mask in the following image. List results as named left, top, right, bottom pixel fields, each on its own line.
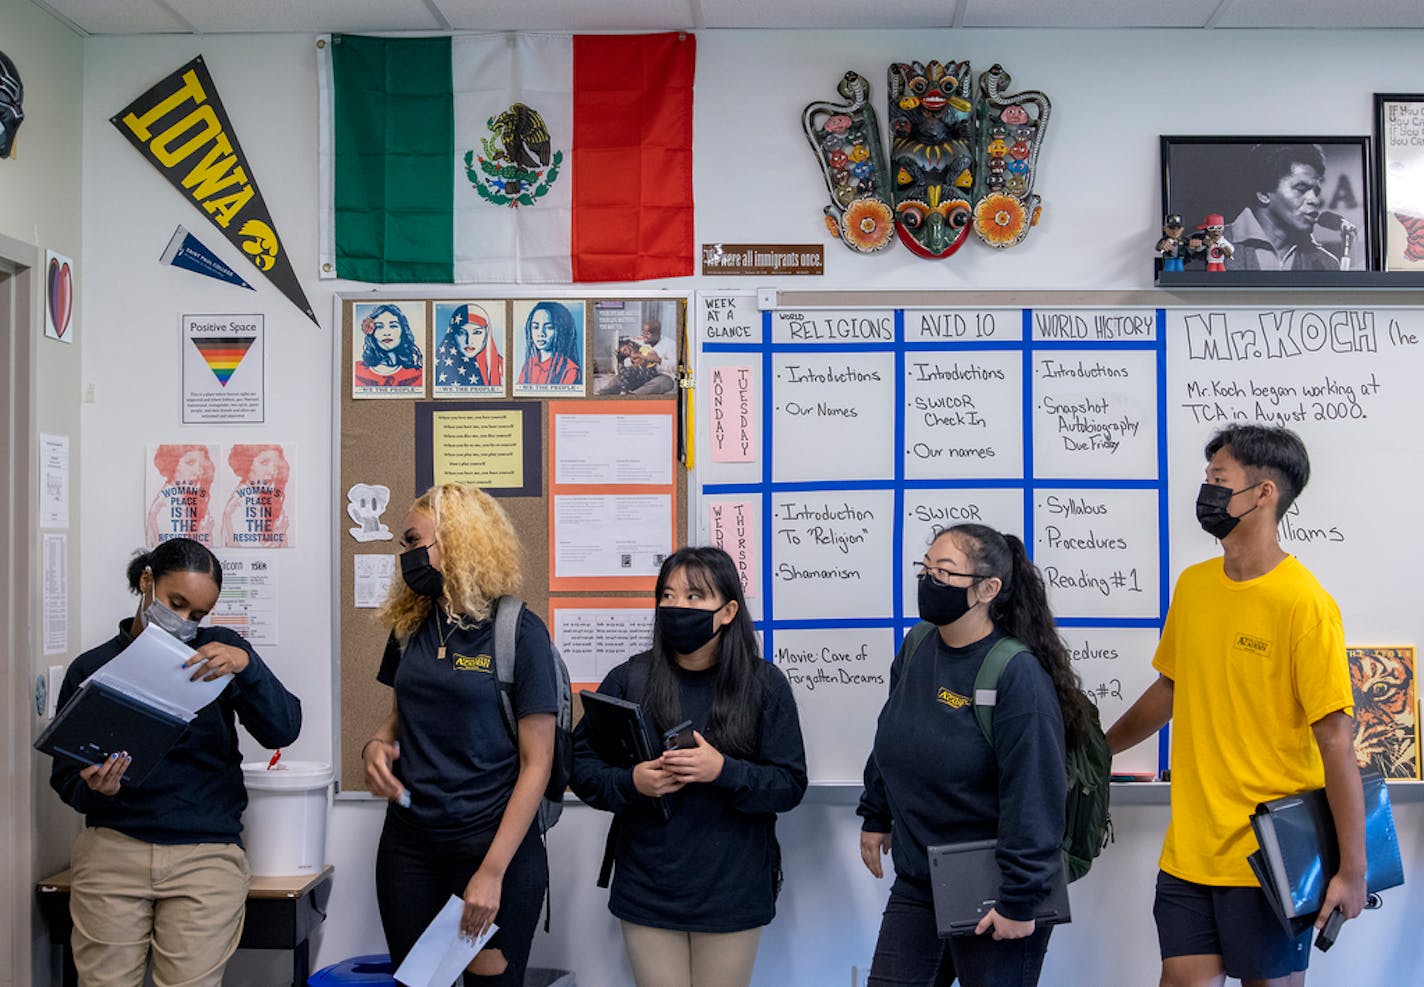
left=143, top=596, right=201, bottom=642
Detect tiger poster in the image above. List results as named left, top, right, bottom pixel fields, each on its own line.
left=1346, top=646, right=1418, bottom=779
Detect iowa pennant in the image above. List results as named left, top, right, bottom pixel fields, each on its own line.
left=191, top=334, right=256, bottom=386
left=111, top=56, right=317, bottom=325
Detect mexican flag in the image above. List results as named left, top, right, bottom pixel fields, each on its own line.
left=318, top=32, right=695, bottom=284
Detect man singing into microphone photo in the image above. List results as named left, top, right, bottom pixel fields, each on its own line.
left=1226, top=143, right=1357, bottom=271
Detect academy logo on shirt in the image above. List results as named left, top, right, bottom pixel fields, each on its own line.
left=936, top=686, right=971, bottom=710
left=1232, top=633, right=1272, bottom=658
left=453, top=653, right=493, bottom=673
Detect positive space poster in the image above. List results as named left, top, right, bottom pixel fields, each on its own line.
left=183, top=314, right=264, bottom=423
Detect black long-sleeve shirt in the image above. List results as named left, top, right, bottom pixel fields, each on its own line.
left=858, top=628, right=1066, bottom=921
left=50, top=620, right=303, bottom=846
left=570, top=654, right=808, bottom=933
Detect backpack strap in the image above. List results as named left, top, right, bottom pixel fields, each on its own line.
left=972, top=636, right=1028, bottom=747
left=492, top=595, right=524, bottom=741
left=895, top=621, right=938, bottom=686
left=597, top=817, right=622, bottom=889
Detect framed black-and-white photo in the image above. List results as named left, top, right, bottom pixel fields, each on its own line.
left=1374, top=94, right=1424, bottom=272
left=1160, top=136, right=1374, bottom=273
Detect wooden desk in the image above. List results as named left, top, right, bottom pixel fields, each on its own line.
left=36, top=865, right=334, bottom=987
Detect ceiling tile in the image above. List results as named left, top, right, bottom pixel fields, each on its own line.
left=962, top=0, right=1220, bottom=29
left=164, top=0, right=444, bottom=34
left=37, top=0, right=190, bottom=35
left=1214, top=0, right=1424, bottom=29
left=698, top=0, right=957, bottom=29
left=434, top=0, right=697, bottom=32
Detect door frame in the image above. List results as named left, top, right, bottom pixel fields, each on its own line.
left=0, top=231, right=40, bottom=987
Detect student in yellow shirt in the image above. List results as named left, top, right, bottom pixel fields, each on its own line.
left=1107, top=425, right=1366, bottom=987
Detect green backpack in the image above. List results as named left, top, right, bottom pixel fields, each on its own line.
left=899, top=622, right=1113, bottom=881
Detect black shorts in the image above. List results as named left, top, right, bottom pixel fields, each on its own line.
left=1153, top=870, right=1310, bottom=980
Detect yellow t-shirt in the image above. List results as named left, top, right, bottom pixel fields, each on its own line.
left=1153, top=554, right=1353, bottom=886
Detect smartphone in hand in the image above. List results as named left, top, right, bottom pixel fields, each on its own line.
left=663, top=720, right=695, bottom=750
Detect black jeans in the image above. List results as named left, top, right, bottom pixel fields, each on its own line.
left=868, top=883, right=1053, bottom=987
left=375, top=809, right=547, bottom=987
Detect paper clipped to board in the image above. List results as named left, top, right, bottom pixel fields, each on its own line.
left=393, top=895, right=497, bottom=987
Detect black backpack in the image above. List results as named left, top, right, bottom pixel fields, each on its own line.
left=898, top=622, right=1113, bottom=881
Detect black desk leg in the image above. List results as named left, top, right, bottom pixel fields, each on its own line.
left=293, top=937, right=309, bottom=987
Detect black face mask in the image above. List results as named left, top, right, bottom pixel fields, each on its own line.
left=1195, top=482, right=1261, bottom=540
left=400, top=545, right=445, bottom=598
left=917, top=574, right=981, bottom=627
left=657, top=605, right=722, bottom=655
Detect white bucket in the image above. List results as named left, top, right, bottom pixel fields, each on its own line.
left=240, top=760, right=333, bottom=877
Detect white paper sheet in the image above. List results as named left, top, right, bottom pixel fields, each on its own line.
left=354, top=554, right=396, bottom=608
left=43, top=533, right=68, bottom=655
left=210, top=556, right=278, bottom=645
left=552, top=607, right=655, bottom=682
left=554, top=413, right=674, bottom=485
left=393, top=896, right=497, bottom=987
left=553, top=494, right=673, bottom=578
left=40, top=433, right=70, bottom=528
left=84, top=623, right=228, bottom=721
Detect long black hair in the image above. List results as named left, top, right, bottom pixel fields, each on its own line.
left=641, top=546, right=763, bottom=758
left=942, top=524, right=1093, bottom=747
left=126, top=537, right=223, bottom=595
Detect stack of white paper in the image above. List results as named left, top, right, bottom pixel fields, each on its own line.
left=83, top=623, right=229, bottom=721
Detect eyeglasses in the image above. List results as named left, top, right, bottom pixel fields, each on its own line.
left=912, top=561, right=984, bottom=586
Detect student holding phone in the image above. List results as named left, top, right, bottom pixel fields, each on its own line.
left=570, top=546, right=808, bottom=987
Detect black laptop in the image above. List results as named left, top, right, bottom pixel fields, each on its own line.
left=927, top=839, right=1072, bottom=937
left=578, top=690, right=671, bottom=820
left=34, top=679, right=189, bottom=788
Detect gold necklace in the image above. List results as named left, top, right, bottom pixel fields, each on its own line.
left=435, top=610, right=452, bottom=660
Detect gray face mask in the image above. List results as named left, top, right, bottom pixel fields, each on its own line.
left=144, top=598, right=201, bottom=643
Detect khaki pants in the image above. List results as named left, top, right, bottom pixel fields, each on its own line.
left=69, top=826, right=250, bottom=987
left=621, top=921, right=762, bottom=987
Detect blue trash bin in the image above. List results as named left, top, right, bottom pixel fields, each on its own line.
left=308, top=954, right=397, bottom=986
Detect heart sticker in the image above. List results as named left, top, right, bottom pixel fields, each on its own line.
left=48, top=258, right=72, bottom=339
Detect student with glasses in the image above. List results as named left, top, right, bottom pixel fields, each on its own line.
left=857, top=524, right=1093, bottom=987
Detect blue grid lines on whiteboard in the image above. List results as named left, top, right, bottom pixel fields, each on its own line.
left=700, top=304, right=1171, bottom=781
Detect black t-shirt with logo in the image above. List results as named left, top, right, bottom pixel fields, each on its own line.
left=857, top=628, right=1066, bottom=921
left=377, top=606, right=558, bottom=837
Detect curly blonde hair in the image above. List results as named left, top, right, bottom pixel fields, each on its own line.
left=378, top=483, right=523, bottom=637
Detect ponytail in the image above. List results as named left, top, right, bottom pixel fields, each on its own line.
left=946, top=525, right=1093, bottom=747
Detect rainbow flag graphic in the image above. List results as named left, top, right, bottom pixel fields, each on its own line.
left=191, top=335, right=256, bottom=387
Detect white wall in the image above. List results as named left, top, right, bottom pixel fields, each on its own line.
left=70, top=26, right=1424, bottom=987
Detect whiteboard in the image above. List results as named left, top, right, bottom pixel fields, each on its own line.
left=693, top=295, right=1424, bottom=785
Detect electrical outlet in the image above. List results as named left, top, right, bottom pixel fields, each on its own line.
left=83, top=382, right=95, bottom=403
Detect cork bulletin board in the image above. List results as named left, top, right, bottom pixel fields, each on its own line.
left=335, top=294, right=689, bottom=792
